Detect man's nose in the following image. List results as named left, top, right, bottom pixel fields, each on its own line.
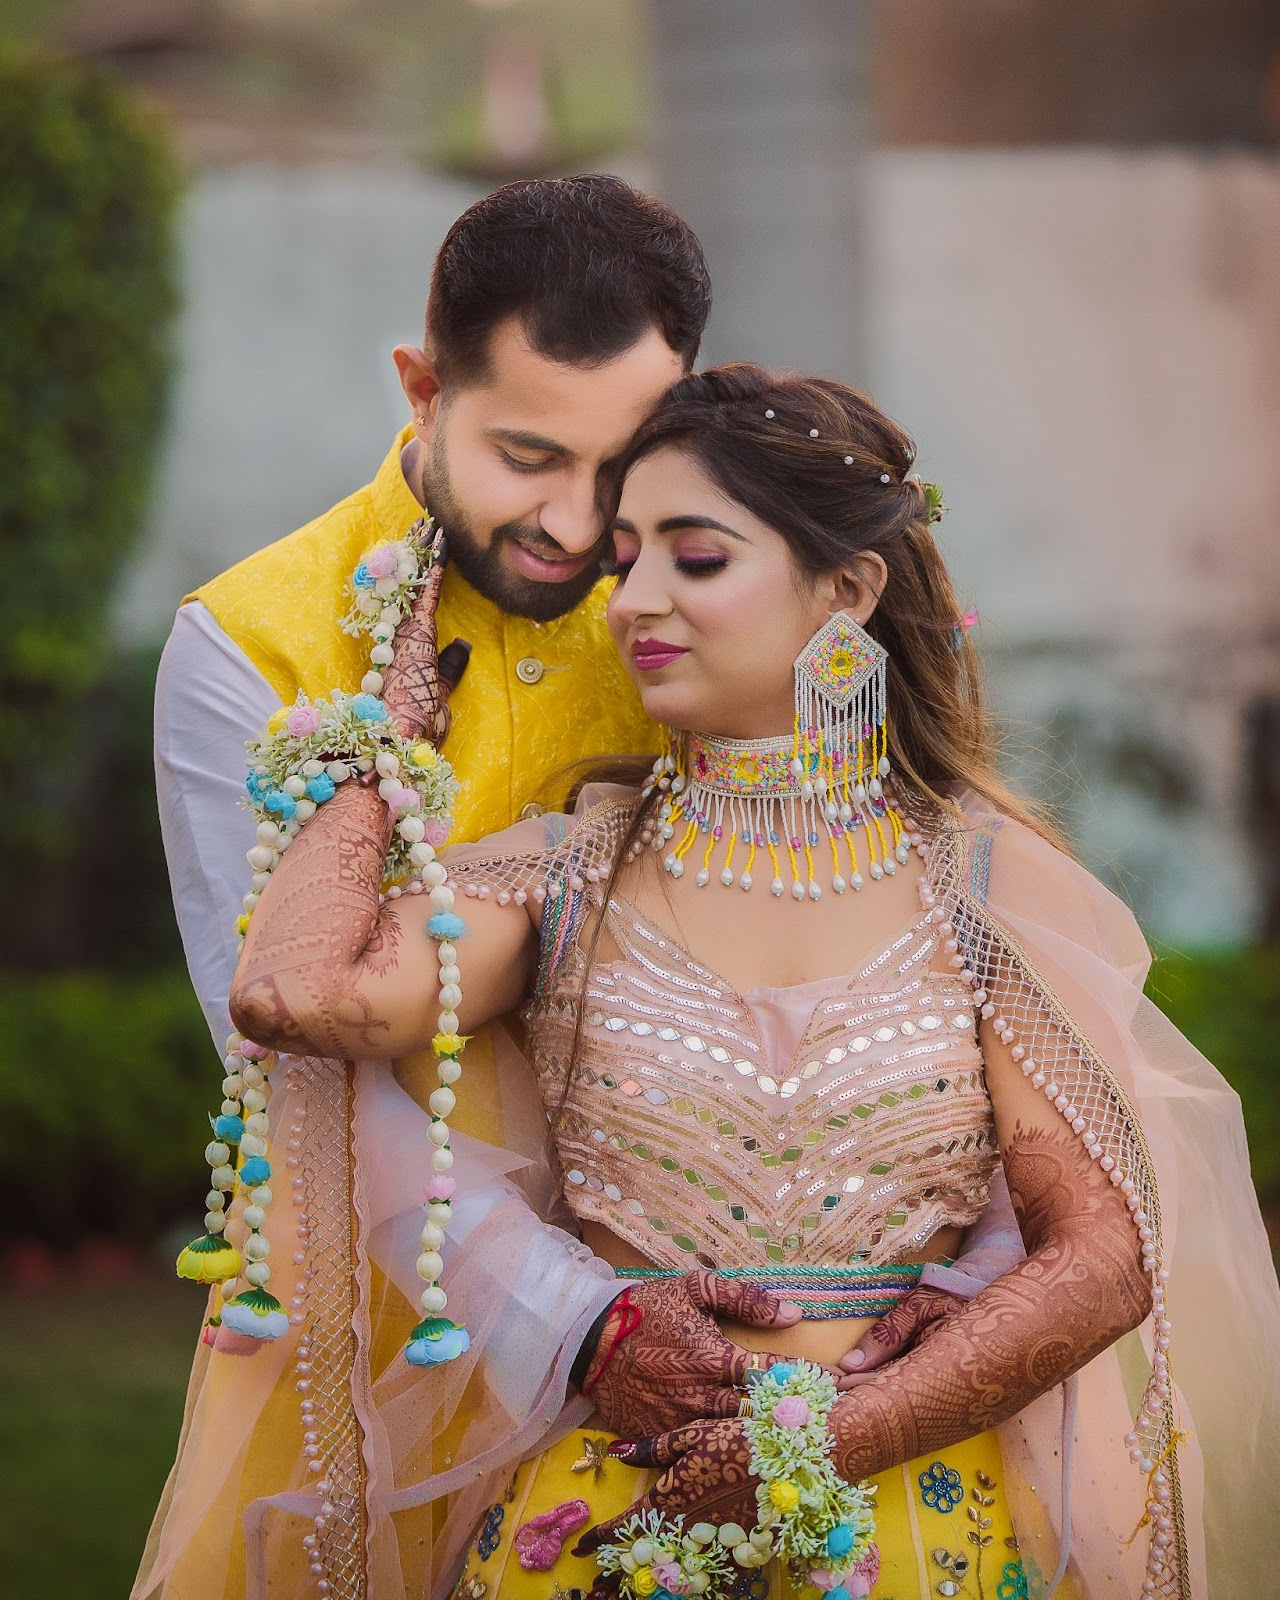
left=538, top=476, right=603, bottom=556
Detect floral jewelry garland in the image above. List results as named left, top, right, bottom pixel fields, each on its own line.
left=177, top=519, right=474, bottom=1368
left=598, top=1360, right=876, bottom=1599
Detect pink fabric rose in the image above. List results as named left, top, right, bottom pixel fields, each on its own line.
left=286, top=704, right=321, bottom=737
left=809, top=1573, right=837, bottom=1591
left=239, top=1041, right=271, bottom=1060
left=849, top=1542, right=880, bottom=1594
left=382, top=785, right=416, bottom=814
left=654, top=1562, right=687, bottom=1593
left=772, top=1394, right=811, bottom=1428
left=423, top=817, right=449, bottom=847
left=425, top=1175, right=456, bottom=1202
left=365, top=543, right=399, bottom=579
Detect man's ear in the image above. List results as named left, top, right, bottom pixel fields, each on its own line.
left=814, top=552, right=889, bottom=627
left=393, top=345, right=443, bottom=441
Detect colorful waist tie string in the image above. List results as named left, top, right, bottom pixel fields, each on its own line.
left=618, top=1262, right=927, bottom=1320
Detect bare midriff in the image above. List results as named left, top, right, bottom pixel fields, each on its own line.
left=581, top=1220, right=967, bottom=1370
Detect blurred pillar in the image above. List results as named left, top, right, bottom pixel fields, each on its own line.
left=648, top=0, right=870, bottom=378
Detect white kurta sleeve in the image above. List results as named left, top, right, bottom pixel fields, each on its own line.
left=154, top=600, right=279, bottom=1048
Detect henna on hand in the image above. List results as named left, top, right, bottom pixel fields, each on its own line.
left=839, top=1284, right=967, bottom=1377
left=827, top=1124, right=1151, bottom=1482
left=584, top=1270, right=802, bottom=1438
left=573, top=1419, right=759, bottom=1556
left=379, top=533, right=450, bottom=744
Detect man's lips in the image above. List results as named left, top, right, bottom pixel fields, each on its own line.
left=504, top=539, right=592, bottom=583
left=632, top=639, right=689, bottom=671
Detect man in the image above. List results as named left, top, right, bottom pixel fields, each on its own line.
left=144, top=174, right=1014, bottom=1596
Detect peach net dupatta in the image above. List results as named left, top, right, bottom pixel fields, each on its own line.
left=943, top=796, right=1280, bottom=1600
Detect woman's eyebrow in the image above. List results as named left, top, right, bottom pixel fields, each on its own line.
left=609, top=514, right=748, bottom=540
left=656, top=515, right=748, bottom=541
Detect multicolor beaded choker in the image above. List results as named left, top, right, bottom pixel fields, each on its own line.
left=645, top=612, right=910, bottom=900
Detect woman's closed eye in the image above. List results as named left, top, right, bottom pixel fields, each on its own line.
left=604, top=554, right=730, bottom=580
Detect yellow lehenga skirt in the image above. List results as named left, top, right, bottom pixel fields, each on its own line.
left=452, top=1422, right=1053, bottom=1600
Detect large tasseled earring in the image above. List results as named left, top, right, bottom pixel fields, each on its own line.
left=789, top=610, right=907, bottom=888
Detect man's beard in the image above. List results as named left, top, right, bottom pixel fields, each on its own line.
left=422, top=440, right=603, bottom=623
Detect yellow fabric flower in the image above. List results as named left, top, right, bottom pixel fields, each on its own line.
left=632, top=1569, right=657, bottom=1596
left=768, top=1478, right=800, bottom=1512
left=176, top=1234, right=243, bottom=1284
left=432, top=1032, right=466, bottom=1058
left=408, top=742, right=438, bottom=769
left=266, top=706, right=291, bottom=735
left=235, top=913, right=251, bottom=936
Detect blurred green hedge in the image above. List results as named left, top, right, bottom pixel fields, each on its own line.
left=0, top=945, right=1274, bottom=1251
left=0, top=47, right=179, bottom=967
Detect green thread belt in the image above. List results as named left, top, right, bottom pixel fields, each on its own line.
left=618, top=1262, right=930, bottom=1320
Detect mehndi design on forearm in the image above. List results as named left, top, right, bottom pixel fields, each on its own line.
left=230, top=781, right=399, bottom=1058
left=828, top=1123, right=1152, bottom=1481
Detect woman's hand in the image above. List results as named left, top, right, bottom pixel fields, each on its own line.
left=379, top=529, right=464, bottom=744
left=572, top=1418, right=759, bottom=1556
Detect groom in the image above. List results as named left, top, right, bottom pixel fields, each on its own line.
left=154, top=175, right=1009, bottom=1586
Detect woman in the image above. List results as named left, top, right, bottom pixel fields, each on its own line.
left=228, top=367, right=1276, bottom=1599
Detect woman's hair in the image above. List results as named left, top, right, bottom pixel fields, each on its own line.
left=604, top=361, right=1061, bottom=843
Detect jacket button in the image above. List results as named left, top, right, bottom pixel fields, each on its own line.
left=519, top=802, right=547, bottom=821
left=515, top=656, right=544, bottom=685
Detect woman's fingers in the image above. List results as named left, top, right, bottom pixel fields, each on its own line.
left=838, top=1285, right=964, bottom=1373
left=687, top=1270, right=802, bottom=1329
left=610, top=1420, right=708, bottom=1470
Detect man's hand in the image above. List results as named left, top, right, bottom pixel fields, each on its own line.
left=835, top=1283, right=967, bottom=1388
left=378, top=530, right=470, bottom=743
left=582, top=1270, right=802, bottom=1437
left=572, top=1418, right=758, bottom=1557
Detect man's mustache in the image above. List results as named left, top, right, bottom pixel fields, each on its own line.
left=495, top=522, right=608, bottom=563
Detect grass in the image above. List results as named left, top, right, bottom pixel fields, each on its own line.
left=0, top=1279, right=199, bottom=1597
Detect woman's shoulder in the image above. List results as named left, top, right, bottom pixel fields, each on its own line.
left=948, top=791, right=1150, bottom=981
left=443, top=783, right=642, bottom=892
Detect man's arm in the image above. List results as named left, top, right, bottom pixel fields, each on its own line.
left=154, top=600, right=279, bottom=1047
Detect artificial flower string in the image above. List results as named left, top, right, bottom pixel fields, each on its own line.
left=176, top=518, right=474, bottom=1368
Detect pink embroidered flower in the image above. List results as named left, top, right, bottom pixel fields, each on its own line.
left=512, top=1499, right=590, bottom=1570
left=286, top=704, right=321, bottom=737
left=772, top=1394, right=811, bottom=1428
left=423, top=817, right=449, bottom=848
left=365, top=544, right=400, bottom=579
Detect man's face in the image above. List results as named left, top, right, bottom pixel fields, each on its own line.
left=419, top=316, right=684, bottom=621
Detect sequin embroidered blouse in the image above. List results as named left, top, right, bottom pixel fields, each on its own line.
left=451, top=795, right=999, bottom=1270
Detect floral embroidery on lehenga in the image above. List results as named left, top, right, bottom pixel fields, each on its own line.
left=477, top=1503, right=506, bottom=1559
left=919, top=1461, right=965, bottom=1512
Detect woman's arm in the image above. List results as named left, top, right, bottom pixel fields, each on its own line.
left=228, top=779, right=536, bottom=1059
left=825, top=1010, right=1152, bottom=1477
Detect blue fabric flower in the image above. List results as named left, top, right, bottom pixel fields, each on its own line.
left=246, top=772, right=275, bottom=802
left=918, top=1459, right=964, bottom=1512
left=353, top=561, right=375, bottom=590
left=827, top=1588, right=850, bottom=1600
left=351, top=694, right=387, bottom=721
left=213, top=1114, right=245, bottom=1143
left=427, top=912, right=467, bottom=942
left=769, top=1362, right=795, bottom=1384
left=406, top=1324, right=471, bottom=1368
left=826, top=1524, right=856, bottom=1559
left=239, top=1156, right=272, bottom=1187
left=305, top=773, right=337, bottom=803
left=264, top=791, right=297, bottom=819
left=997, top=1561, right=1030, bottom=1600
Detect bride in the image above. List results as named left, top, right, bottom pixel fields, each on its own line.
left=229, top=365, right=1277, bottom=1599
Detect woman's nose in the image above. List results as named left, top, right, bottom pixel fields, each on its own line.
left=610, top=552, right=672, bottom=623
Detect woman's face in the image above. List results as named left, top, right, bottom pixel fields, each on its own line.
left=607, top=446, right=834, bottom=740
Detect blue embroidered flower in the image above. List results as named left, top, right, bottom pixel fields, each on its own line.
left=351, top=693, right=388, bottom=722
left=475, top=1503, right=504, bottom=1559
left=353, top=561, right=375, bottom=590
left=918, top=1459, right=964, bottom=1512
left=305, top=773, right=337, bottom=803
left=997, top=1560, right=1030, bottom=1600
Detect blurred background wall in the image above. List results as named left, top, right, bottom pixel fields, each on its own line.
left=1, top=1, right=1277, bottom=1592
